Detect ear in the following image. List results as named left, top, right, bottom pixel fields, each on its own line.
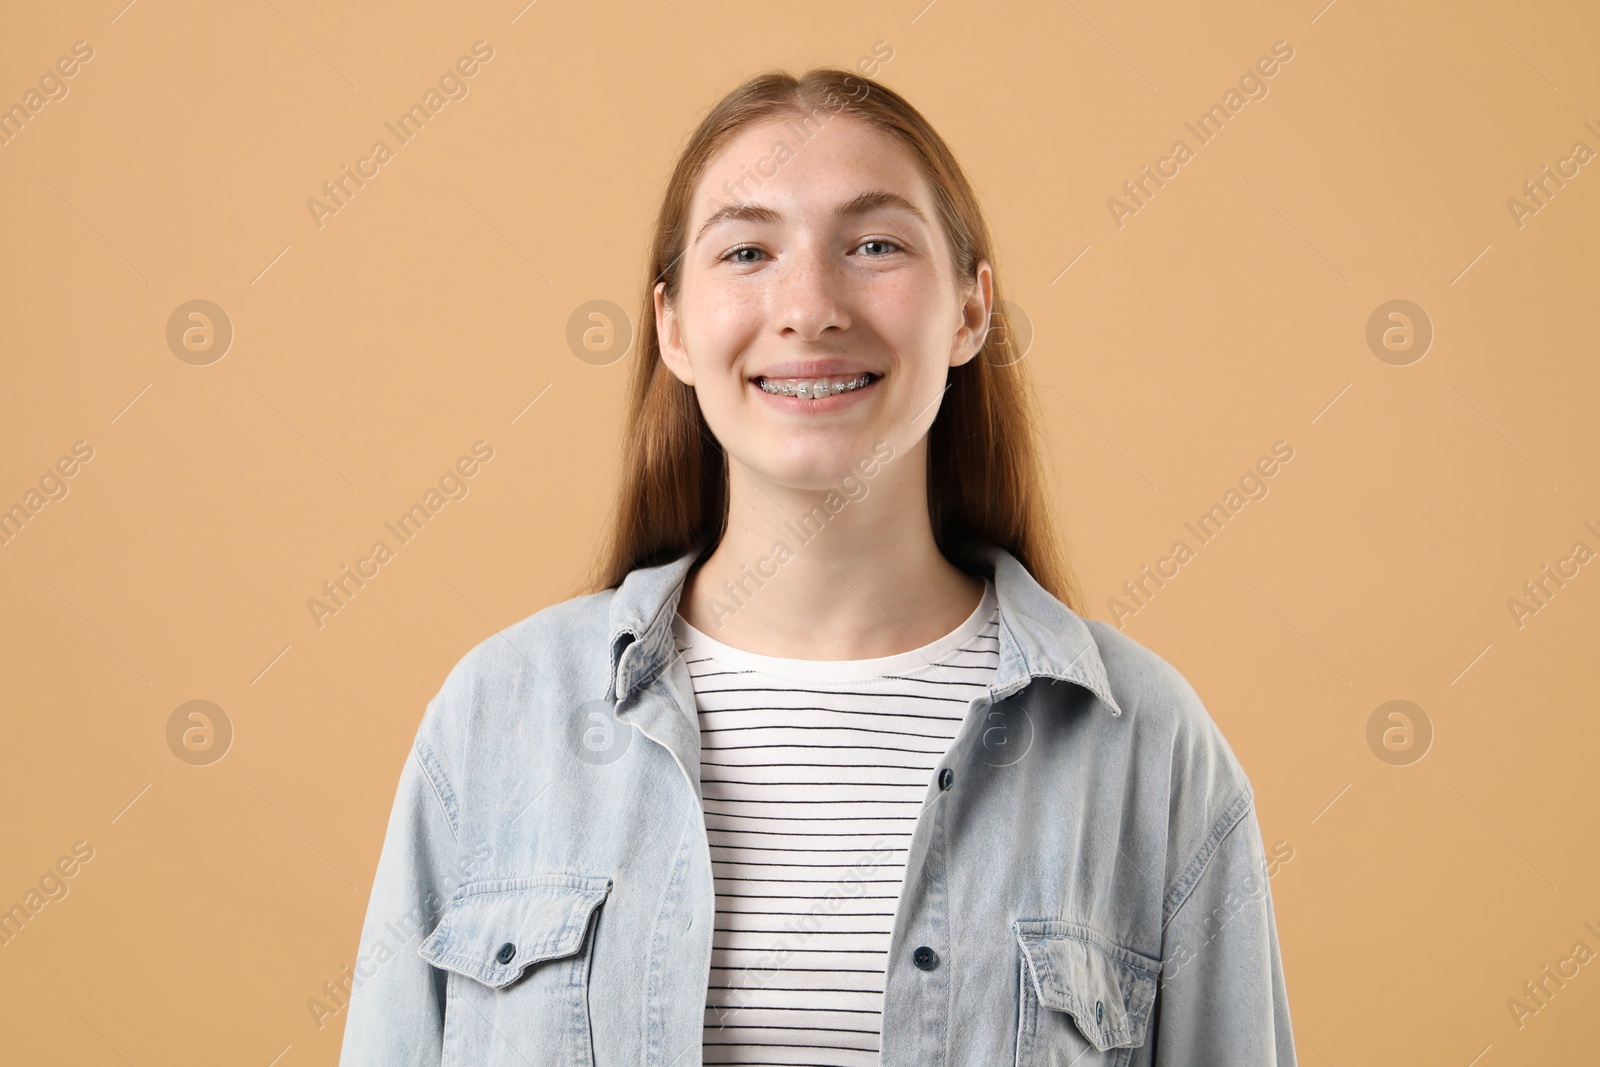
left=949, top=258, right=994, bottom=368
left=654, top=280, right=695, bottom=386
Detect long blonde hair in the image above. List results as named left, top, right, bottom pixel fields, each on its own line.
left=584, top=67, right=1083, bottom=612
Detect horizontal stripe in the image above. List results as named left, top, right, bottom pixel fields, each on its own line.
left=675, top=581, right=1000, bottom=1065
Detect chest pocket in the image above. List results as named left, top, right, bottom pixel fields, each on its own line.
left=419, top=873, right=612, bottom=1067
left=1014, top=919, right=1160, bottom=1067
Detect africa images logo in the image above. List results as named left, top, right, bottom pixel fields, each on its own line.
left=305, top=41, right=495, bottom=230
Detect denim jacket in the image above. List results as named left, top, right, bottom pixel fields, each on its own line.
left=337, top=542, right=1297, bottom=1066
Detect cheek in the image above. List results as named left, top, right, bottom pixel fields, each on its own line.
left=879, top=302, right=953, bottom=372
left=684, top=286, right=761, bottom=356
left=874, top=273, right=950, bottom=340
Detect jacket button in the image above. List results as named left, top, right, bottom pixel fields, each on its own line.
left=495, top=942, right=516, bottom=964
left=912, top=945, right=939, bottom=970
left=938, top=768, right=954, bottom=791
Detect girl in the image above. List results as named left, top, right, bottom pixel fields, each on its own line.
left=340, top=67, right=1297, bottom=1067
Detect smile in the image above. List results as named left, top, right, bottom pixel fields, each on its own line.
left=753, top=372, right=877, bottom=399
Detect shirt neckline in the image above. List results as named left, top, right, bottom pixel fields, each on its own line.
left=672, top=578, right=997, bottom=682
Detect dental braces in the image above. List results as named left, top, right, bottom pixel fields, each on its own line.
left=756, top=373, right=875, bottom=399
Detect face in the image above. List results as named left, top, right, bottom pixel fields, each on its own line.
left=655, top=113, right=992, bottom=491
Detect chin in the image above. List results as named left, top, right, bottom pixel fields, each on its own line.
left=748, top=444, right=875, bottom=491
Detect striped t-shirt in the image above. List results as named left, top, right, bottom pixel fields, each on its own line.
left=671, top=578, right=1001, bottom=1066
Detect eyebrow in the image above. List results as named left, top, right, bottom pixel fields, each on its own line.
left=691, top=189, right=931, bottom=247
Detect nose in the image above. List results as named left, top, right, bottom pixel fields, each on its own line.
left=771, top=242, right=848, bottom=342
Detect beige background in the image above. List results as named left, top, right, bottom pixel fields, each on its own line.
left=2, top=0, right=1597, bottom=1063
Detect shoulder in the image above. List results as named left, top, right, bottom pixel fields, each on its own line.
left=412, top=585, right=618, bottom=766
left=1082, top=618, right=1250, bottom=795
left=451, top=586, right=615, bottom=690
left=1080, top=618, right=1260, bottom=909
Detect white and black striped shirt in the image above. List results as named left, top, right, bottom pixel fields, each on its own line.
left=672, top=579, right=1001, bottom=1066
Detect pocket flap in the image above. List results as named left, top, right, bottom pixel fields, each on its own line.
left=1014, top=920, right=1159, bottom=1051
left=419, top=873, right=612, bottom=989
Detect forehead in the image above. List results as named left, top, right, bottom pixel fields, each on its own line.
left=690, top=113, right=935, bottom=229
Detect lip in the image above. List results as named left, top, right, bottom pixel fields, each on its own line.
left=748, top=358, right=878, bottom=380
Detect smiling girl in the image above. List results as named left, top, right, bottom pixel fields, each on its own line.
left=339, top=68, right=1297, bottom=1067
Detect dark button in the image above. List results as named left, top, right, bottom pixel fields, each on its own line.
left=938, top=768, right=954, bottom=791
left=912, top=945, right=939, bottom=970
left=495, top=942, right=516, bottom=964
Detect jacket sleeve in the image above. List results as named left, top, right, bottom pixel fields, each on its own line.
left=1151, top=790, right=1297, bottom=1066
left=337, top=694, right=464, bottom=1065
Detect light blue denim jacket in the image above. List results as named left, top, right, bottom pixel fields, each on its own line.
left=337, top=542, right=1297, bottom=1066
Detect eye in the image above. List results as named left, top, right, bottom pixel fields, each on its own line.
left=720, top=244, right=766, bottom=264
left=856, top=238, right=904, bottom=257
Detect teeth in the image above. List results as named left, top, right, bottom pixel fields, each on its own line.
left=755, top=373, right=875, bottom=399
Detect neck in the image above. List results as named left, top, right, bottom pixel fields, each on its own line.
left=677, top=439, right=986, bottom=659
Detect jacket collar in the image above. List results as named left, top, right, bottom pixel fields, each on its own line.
left=607, top=542, right=1122, bottom=716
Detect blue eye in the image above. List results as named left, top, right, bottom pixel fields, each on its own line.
left=858, top=238, right=903, bottom=256
left=721, top=245, right=764, bottom=264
